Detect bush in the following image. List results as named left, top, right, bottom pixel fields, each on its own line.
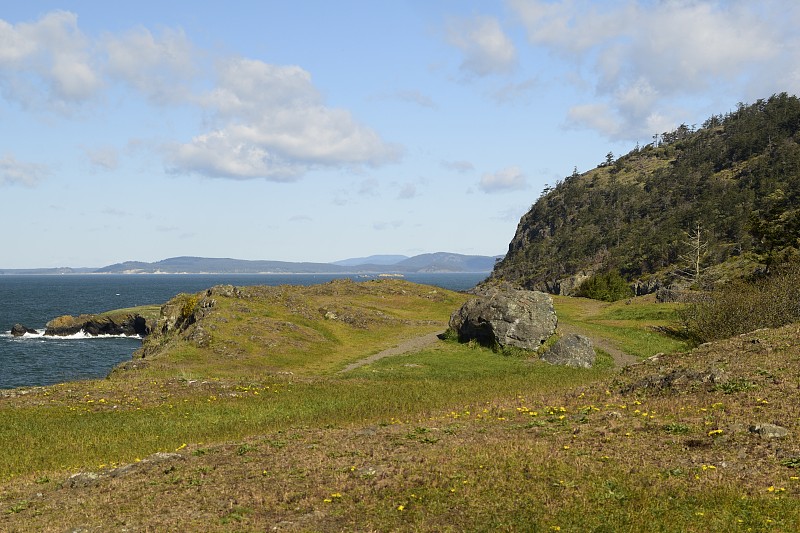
left=679, top=262, right=800, bottom=343
left=576, top=271, right=634, bottom=302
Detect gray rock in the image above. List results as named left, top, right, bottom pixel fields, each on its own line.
left=10, top=323, right=37, bottom=336
left=749, top=423, right=789, bottom=439
left=541, top=334, right=596, bottom=368
left=448, top=286, right=557, bottom=350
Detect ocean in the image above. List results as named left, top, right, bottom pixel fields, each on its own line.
left=0, top=273, right=486, bottom=390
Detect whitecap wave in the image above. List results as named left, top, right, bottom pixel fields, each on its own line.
left=5, top=329, right=141, bottom=340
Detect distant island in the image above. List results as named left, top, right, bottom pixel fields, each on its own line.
left=0, top=252, right=502, bottom=275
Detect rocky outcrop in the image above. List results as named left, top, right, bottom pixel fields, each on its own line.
left=10, top=323, right=38, bottom=336
left=448, top=285, right=557, bottom=350
left=45, top=313, right=153, bottom=337
left=135, top=287, right=227, bottom=359
left=541, top=334, right=596, bottom=368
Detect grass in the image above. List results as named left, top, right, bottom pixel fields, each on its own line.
left=553, top=293, right=688, bottom=358
left=2, top=282, right=799, bottom=531
left=0, top=342, right=608, bottom=479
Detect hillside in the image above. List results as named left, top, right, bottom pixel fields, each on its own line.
left=491, top=92, right=800, bottom=293
left=89, top=252, right=498, bottom=274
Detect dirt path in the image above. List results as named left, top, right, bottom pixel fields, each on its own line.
left=338, top=331, right=444, bottom=373
left=558, top=323, right=638, bottom=367
left=339, top=323, right=637, bottom=373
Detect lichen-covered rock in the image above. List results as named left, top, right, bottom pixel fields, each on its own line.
left=749, top=423, right=789, bottom=439
left=541, top=334, right=596, bottom=368
left=448, top=286, right=557, bottom=350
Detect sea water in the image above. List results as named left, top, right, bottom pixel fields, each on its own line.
left=0, top=273, right=486, bottom=389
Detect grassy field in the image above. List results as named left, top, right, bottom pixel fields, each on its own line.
left=1, top=282, right=798, bottom=531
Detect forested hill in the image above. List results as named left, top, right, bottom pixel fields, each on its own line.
left=490, top=92, right=800, bottom=294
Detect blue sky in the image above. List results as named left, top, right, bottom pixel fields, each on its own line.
left=2, top=1, right=799, bottom=268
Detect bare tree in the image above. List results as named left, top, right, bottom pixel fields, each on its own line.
left=676, top=222, right=708, bottom=287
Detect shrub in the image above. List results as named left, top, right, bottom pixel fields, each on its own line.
left=679, top=262, right=800, bottom=343
left=576, top=271, right=634, bottom=302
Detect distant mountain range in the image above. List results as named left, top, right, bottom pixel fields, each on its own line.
left=1, top=253, right=501, bottom=275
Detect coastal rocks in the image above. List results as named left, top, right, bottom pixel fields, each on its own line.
left=541, top=334, right=596, bottom=368
left=45, top=313, right=153, bottom=337
left=448, top=285, right=557, bottom=350
left=10, top=323, right=37, bottom=336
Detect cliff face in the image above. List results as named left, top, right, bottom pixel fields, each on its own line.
left=490, top=93, right=800, bottom=293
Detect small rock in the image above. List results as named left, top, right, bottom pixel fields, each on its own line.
left=66, top=471, right=105, bottom=488
left=749, top=423, right=789, bottom=439
left=541, top=334, right=596, bottom=368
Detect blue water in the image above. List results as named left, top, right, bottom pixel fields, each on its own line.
left=0, top=273, right=486, bottom=389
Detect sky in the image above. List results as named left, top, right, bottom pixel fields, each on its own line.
left=1, top=1, right=799, bottom=268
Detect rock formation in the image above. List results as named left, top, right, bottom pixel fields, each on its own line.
left=10, top=323, right=38, bottom=337
left=45, top=313, right=153, bottom=337
left=448, top=285, right=557, bottom=350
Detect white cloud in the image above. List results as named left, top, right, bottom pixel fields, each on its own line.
left=0, top=11, right=102, bottom=109
left=85, top=146, right=119, bottom=170
left=166, top=57, right=402, bottom=181
left=446, top=15, right=516, bottom=77
left=0, top=154, right=49, bottom=186
left=490, top=77, right=540, bottom=104
left=479, top=166, right=528, bottom=193
left=392, top=90, right=436, bottom=109
left=0, top=13, right=400, bottom=183
left=103, top=26, right=197, bottom=104
left=510, top=0, right=800, bottom=140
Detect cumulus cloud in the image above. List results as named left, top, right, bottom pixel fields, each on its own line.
left=103, top=26, right=197, bottom=104
left=165, top=57, right=402, bottom=181
left=0, top=12, right=400, bottom=182
left=446, top=15, right=516, bottom=77
left=0, top=11, right=102, bottom=110
left=509, top=0, right=800, bottom=139
left=0, top=154, right=49, bottom=186
left=479, top=166, right=527, bottom=193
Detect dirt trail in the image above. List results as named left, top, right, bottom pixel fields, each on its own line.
left=339, top=323, right=637, bottom=373
left=338, top=331, right=444, bottom=373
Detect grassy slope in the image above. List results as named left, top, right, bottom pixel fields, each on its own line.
left=1, top=284, right=799, bottom=531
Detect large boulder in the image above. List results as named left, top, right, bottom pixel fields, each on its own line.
left=448, top=286, right=557, bottom=350
left=541, top=333, right=596, bottom=368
